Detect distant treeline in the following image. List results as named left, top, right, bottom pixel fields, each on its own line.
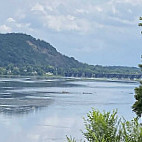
left=0, top=64, right=141, bottom=79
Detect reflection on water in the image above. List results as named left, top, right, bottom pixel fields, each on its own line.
left=0, top=77, right=85, bottom=115
left=0, top=77, right=138, bottom=142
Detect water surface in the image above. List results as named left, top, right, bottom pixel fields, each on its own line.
left=0, top=77, right=138, bottom=142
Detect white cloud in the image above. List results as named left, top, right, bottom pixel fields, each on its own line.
left=7, top=17, right=16, bottom=23
left=31, top=3, right=45, bottom=13
left=76, top=9, right=89, bottom=14
left=31, top=0, right=138, bottom=32
left=109, top=16, right=137, bottom=25
left=27, top=134, right=40, bottom=141
left=30, top=2, right=92, bottom=33
left=45, top=15, right=91, bottom=33
left=43, top=15, right=79, bottom=32
left=117, top=0, right=142, bottom=6
left=1, top=0, right=139, bottom=36
left=0, top=25, right=12, bottom=33
left=67, top=15, right=76, bottom=21
left=6, top=17, right=31, bottom=30
left=0, top=0, right=141, bottom=66
left=111, top=6, right=119, bottom=15
left=16, top=23, right=31, bottom=28
left=95, top=7, right=103, bottom=12
left=46, top=6, right=53, bottom=11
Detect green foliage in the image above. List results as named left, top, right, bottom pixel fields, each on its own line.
left=138, top=23, right=142, bottom=26
left=83, top=109, right=121, bottom=142
left=139, top=17, right=142, bottom=33
left=140, top=17, right=142, bottom=20
left=67, top=109, right=142, bottom=142
left=132, top=17, right=142, bottom=117
left=139, top=17, right=142, bottom=26
left=121, top=118, right=142, bottom=142
left=132, top=86, right=142, bottom=117
left=66, top=136, right=77, bottom=142
left=66, top=136, right=84, bottom=142
left=0, top=33, right=85, bottom=69
left=0, top=33, right=140, bottom=78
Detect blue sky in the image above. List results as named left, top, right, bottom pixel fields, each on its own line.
left=0, top=0, right=142, bottom=67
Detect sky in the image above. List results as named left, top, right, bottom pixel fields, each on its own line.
left=0, top=0, right=142, bottom=67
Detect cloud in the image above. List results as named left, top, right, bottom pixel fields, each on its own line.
left=29, top=2, right=92, bottom=33
left=44, top=15, right=79, bottom=31
left=0, top=0, right=141, bottom=66
left=42, top=14, right=91, bottom=33
left=0, top=25, right=12, bottom=33
left=95, top=6, right=103, bottom=12
left=7, top=18, right=16, bottom=23
left=116, top=0, right=142, bottom=6
left=108, top=16, right=137, bottom=26
left=28, top=0, right=139, bottom=34
left=31, top=3, right=45, bottom=13
left=76, top=9, right=89, bottom=14
left=3, top=17, right=33, bottom=34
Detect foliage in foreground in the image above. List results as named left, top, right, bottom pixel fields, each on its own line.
left=132, top=85, right=142, bottom=117
left=67, top=109, right=142, bottom=142
left=132, top=64, right=142, bottom=117
left=132, top=17, right=142, bottom=117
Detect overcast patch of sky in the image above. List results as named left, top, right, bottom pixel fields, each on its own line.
left=0, top=0, right=142, bottom=66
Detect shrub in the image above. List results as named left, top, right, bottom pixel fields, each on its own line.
left=67, top=109, right=142, bottom=142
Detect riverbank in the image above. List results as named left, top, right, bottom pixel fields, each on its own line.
left=0, top=75, right=140, bottom=83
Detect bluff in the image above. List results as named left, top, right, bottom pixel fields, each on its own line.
left=0, top=33, right=141, bottom=78
left=0, top=33, right=83, bottom=69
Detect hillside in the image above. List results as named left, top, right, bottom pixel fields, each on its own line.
left=0, top=33, right=141, bottom=78
left=0, top=33, right=84, bottom=68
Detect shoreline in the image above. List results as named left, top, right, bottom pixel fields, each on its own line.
left=0, top=75, right=139, bottom=83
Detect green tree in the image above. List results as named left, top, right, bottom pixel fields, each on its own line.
left=139, top=17, right=142, bottom=34
left=0, top=67, right=6, bottom=75
left=67, top=109, right=142, bottom=142
left=138, top=17, right=142, bottom=28
left=132, top=17, right=142, bottom=117
left=132, top=84, right=142, bottom=117
left=83, top=109, right=121, bottom=142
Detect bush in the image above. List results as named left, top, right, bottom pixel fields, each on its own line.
left=67, top=109, right=142, bottom=142
left=132, top=86, right=142, bottom=117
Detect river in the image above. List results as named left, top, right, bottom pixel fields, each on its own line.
left=0, top=77, right=138, bottom=142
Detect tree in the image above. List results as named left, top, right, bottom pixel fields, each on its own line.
left=132, top=17, right=142, bottom=117
left=132, top=64, right=142, bottom=117
left=138, top=17, right=142, bottom=34
left=83, top=109, right=121, bottom=142
left=67, top=109, right=142, bottom=142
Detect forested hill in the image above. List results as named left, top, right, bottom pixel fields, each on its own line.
left=0, top=33, right=141, bottom=78
left=0, top=33, right=83, bottom=68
